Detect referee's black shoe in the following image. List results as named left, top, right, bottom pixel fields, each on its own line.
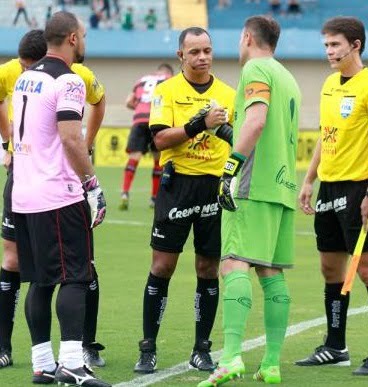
left=295, top=345, right=350, bottom=366
left=32, top=363, right=58, bottom=384
left=189, top=340, right=216, bottom=371
left=0, top=348, right=12, bottom=368
left=353, top=357, right=368, bottom=375
left=134, top=339, right=157, bottom=373
left=55, top=364, right=111, bottom=386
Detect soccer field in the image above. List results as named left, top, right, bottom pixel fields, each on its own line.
left=1, top=167, right=368, bottom=387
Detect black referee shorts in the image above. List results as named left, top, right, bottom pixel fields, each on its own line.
left=14, top=200, right=95, bottom=286
left=151, top=173, right=222, bottom=257
left=126, top=122, right=158, bottom=154
left=314, top=180, right=368, bottom=254
left=1, top=162, right=15, bottom=242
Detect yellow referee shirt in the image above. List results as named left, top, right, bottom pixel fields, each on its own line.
left=318, top=68, right=368, bottom=182
left=0, top=59, right=104, bottom=121
left=150, top=72, right=235, bottom=177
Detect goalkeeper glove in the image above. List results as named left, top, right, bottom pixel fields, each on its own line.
left=218, top=152, right=247, bottom=212
left=82, top=175, right=107, bottom=228
left=206, top=123, right=233, bottom=146
left=184, top=104, right=211, bottom=138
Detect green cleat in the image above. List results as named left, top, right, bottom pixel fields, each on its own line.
left=197, top=356, right=245, bottom=387
left=253, top=365, right=281, bottom=384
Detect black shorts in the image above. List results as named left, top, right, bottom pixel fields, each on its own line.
left=126, top=123, right=157, bottom=154
left=14, top=200, right=95, bottom=286
left=1, top=162, right=15, bottom=242
left=314, top=180, right=368, bottom=254
left=151, top=173, right=222, bottom=257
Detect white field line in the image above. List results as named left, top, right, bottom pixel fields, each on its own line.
left=114, top=306, right=368, bottom=387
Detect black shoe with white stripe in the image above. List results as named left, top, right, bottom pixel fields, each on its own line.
left=189, top=340, right=216, bottom=371
left=55, top=364, right=111, bottom=386
left=295, top=345, right=350, bottom=366
left=32, top=363, right=57, bottom=384
left=134, top=339, right=157, bottom=373
left=0, top=349, right=12, bottom=368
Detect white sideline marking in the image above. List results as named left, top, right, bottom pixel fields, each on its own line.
left=114, top=306, right=368, bottom=387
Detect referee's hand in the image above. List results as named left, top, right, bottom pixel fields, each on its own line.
left=299, top=182, right=315, bottom=215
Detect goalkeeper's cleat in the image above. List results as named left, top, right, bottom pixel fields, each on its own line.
left=83, top=343, right=106, bottom=367
left=32, top=363, right=58, bottom=384
left=253, top=366, right=281, bottom=384
left=134, top=339, right=157, bottom=373
left=189, top=340, right=216, bottom=371
left=55, top=364, right=111, bottom=386
left=294, top=345, right=350, bottom=366
left=197, top=356, right=245, bottom=387
left=0, top=348, right=13, bottom=368
left=119, top=192, right=129, bottom=211
left=353, top=357, right=368, bottom=375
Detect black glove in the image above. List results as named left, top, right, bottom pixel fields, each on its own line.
left=206, top=123, right=233, bottom=145
left=218, top=152, right=247, bottom=212
left=184, top=104, right=211, bottom=138
left=82, top=175, right=107, bottom=228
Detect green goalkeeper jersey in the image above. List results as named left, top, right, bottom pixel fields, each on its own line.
left=233, top=57, right=301, bottom=209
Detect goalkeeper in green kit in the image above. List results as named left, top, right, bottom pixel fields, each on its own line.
left=198, top=15, right=301, bottom=387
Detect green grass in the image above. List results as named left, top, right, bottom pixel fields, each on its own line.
left=1, top=168, right=368, bottom=386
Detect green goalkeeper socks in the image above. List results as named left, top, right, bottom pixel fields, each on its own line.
left=221, top=270, right=252, bottom=364
left=259, top=273, right=291, bottom=368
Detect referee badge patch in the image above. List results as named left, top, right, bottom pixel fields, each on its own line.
left=340, top=97, right=355, bottom=118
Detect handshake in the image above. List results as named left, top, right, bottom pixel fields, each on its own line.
left=184, top=101, right=233, bottom=145
left=83, top=175, right=107, bottom=228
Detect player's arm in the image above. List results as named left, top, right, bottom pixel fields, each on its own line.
left=218, top=101, right=267, bottom=212
left=151, top=106, right=227, bottom=151
left=0, top=100, right=10, bottom=144
left=58, top=119, right=94, bottom=179
left=299, top=138, right=321, bottom=215
left=85, top=94, right=105, bottom=152
left=0, top=101, right=12, bottom=169
left=72, top=64, right=106, bottom=153
left=234, top=102, right=268, bottom=156
left=126, top=92, right=137, bottom=110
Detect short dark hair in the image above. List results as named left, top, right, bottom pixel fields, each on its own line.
left=18, top=29, right=47, bottom=60
left=44, top=11, right=79, bottom=47
left=158, top=63, right=174, bottom=75
left=244, top=15, right=280, bottom=52
left=322, top=16, right=365, bottom=55
left=178, top=27, right=211, bottom=49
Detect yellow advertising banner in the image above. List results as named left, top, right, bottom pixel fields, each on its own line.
left=94, top=127, right=153, bottom=167
left=297, top=130, right=320, bottom=170
left=95, top=127, right=320, bottom=170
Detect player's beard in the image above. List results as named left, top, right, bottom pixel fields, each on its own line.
left=74, top=44, right=85, bottom=63
left=75, top=52, right=85, bottom=63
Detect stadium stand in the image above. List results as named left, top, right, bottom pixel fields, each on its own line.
left=207, top=0, right=368, bottom=30
left=0, top=0, right=169, bottom=30
left=118, top=0, right=169, bottom=30
left=167, top=0, right=207, bottom=29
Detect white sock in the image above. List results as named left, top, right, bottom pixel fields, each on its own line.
left=59, top=341, right=83, bottom=369
left=32, top=341, right=56, bottom=373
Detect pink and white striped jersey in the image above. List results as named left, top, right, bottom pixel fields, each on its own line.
left=12, top=56, right=86, bottom=213
left=132, top=73, right=170, bottom=126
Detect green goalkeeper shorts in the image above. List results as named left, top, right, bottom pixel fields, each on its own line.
left=221, top=199, right=295, bottom=268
